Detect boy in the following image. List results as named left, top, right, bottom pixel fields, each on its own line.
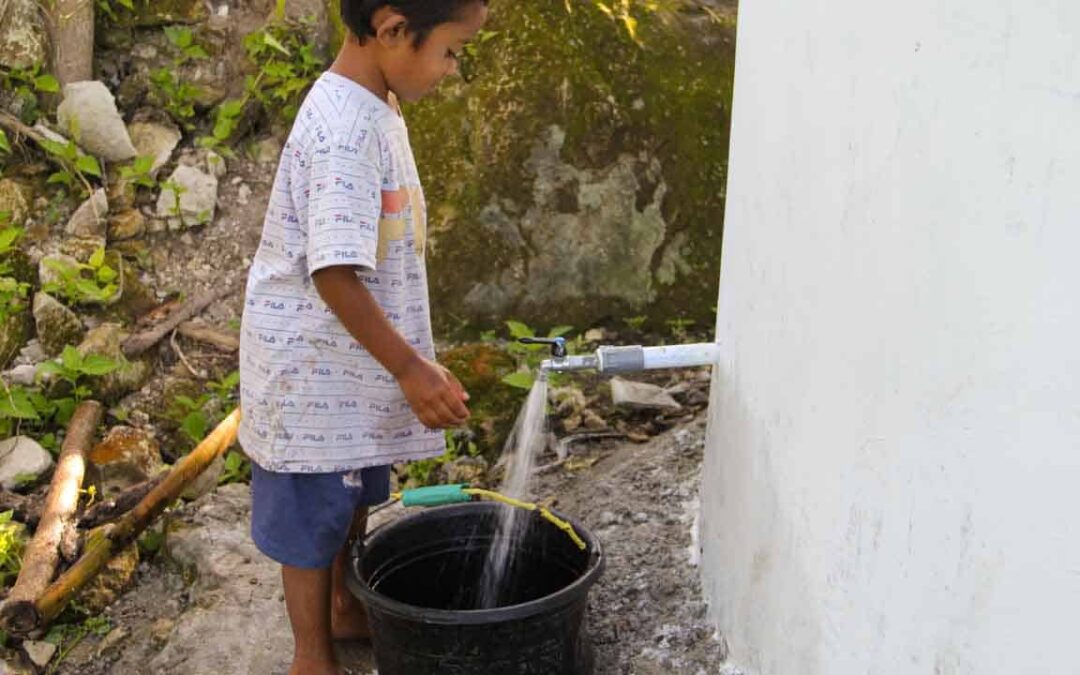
left=238, top=1, right=489, bottom=673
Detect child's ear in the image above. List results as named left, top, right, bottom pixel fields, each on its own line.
left=373, top=10, right=409, bottom=48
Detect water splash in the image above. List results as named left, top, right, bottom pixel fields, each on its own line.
left=477, top=372, right=549, bottom=609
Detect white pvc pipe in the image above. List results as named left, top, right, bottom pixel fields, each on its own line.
left=642, top=343, right=721, bottom=370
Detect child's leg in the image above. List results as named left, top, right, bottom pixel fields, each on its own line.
left=281, top=564, right=341, bottom=675
left=331, top=506, right=370, bottom=640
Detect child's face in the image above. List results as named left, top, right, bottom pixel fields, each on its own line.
left=382, top=2, right=488, bottom=102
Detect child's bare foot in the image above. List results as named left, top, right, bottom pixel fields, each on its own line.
left=288, top=655, right=343, bottom=675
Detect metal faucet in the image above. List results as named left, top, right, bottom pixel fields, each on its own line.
left=521, top=337, right=720, bottom=374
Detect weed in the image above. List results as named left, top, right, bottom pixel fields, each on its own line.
left=168, top=370, right=239, bottom=450
left=665, top=317, right=696, bottom=342
left=0, top=510, right=25, bottom=587
left=623, top=315, right=647, bottom=331
left=0, top=276, right=29, bottom=323
left=218, top=449, right=251, bottom=485
left=196, top=99, right=245, bottom=157
left=0, top=64, right=59, bottom=124
left=150, top=69, right=201, bottom=128
left=243, top=22, right=324, bottom=123
left=0, top=129, right=9, bottom=154
left=44, top=606, right=112, bottom=675
left=36, top=345, right=121, bottom=404
left=42, top=247, right=120, bottom=305
left=39, top=138, right=101, bottom=195
left=406, top=430, right=480, bottom=486
left=118, top=155, right=157, bottom=189
left=163, top=26, right=209, bottom=65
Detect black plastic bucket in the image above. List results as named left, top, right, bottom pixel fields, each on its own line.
left=347, top=501, right=604, bottom=675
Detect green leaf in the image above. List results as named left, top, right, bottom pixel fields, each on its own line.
left=0, top=130, right=9, bottom=153
left=262, top=32, right=292, bottom=57
left=96, top=264, right=118, bottom=283
left=87, top=247, right=106, bottom=268
left=181, top=411, right=208, bottom=442
left=0, top=387, right=39, bottom=420
left=60, top=345, right=83, bottom=372
left=547, top=325, right=574, bottom=338
left=33, top=74, right=60, bottom=93
left=75, top=154, right=102, bottom=178
left=80, top=354, right=119, bottom=376
left=501, top=371, right=535, bottom=390
left=505, top=320, right=534, bottom=340
left=0, top=227, right=21, bottom=251
left=34, top=361, right=63, bottom=379
left=186, top=45, right=209, bottom=60
left=164, top=26, right=193, bottom=49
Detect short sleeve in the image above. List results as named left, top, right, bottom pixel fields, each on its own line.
left=303, top=130, right=382, bottom=274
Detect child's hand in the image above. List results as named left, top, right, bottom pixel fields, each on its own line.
left=397, top=357, right=471, bottom=429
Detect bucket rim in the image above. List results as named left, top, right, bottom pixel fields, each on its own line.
left=347, top=501, right=605, bottom=625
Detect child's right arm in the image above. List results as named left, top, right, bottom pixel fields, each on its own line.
left=312, top=265, right=470, bottom=430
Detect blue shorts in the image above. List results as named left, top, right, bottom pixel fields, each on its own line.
left=250, top=463, right=391, bottom=569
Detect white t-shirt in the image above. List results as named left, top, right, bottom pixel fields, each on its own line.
left=238, top=72, right=445, bottom=473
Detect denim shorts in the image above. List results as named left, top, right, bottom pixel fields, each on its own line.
left=250, top=463, right=391, bottom=569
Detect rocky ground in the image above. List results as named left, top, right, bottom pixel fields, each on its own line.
left=50, top=408, right=730, bottom=675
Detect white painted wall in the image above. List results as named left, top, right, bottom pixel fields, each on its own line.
left=700, top=2, right=1080, bottom=673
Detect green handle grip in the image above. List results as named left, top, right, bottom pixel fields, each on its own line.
left=400, top=484, right=471, bottom=507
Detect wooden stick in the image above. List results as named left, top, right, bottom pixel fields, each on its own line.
left=121, top=287, right=233, bottom=358
left=28, top=409, right=240, bottom=632
left=78, top=474, right=165, bottom=530
left=49, top=0, right=95, bottom=86
left=0, top=401, right=102, bottom=633
left=177, top=320, right=240, bottom=352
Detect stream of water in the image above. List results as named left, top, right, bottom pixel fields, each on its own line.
left=476, top=372, right=550, bottom=609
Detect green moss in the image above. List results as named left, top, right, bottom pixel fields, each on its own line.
left=406, top=1, right=736, bottom=334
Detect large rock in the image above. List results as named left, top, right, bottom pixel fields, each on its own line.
left=32, top=292, right=84, bottom=357
left=127, top=120, right=182, bottom=177
left=56, top=81, right=138, bottom=162
left=64, top=188, right=109, bottom=238
left=0, top=0, right=47, bottom=70
left=89, top=426, right=165, bottom=495
left=0, top=179, right=31, bottom=227
left=0, top=436, right=54, bottom=490
left=156, top=165, right=218, bottom=230
left=408, top=1, right=735, bottom=331
left=107, top=208, right=146, bottom=240
left=610, top=377, right=683, bottom=411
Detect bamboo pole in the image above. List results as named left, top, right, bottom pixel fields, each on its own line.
left=28, top=408, right=241, bottom=632
left=1, top=401, right=102, bottom=633
left=49, top=0, right=95, bottom=86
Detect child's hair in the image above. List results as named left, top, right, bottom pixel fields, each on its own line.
left=341, top=0, right=487, bottom=47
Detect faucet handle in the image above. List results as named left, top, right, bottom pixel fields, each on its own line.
left=519, top=336, right=568, bottom=358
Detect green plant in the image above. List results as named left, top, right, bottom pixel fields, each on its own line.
left=0, top=510, right=25, bottom=587
left=196, top=98, right=245, bottom=157
left=458, top=29, right=498, bottom=83
left=118, top=155, right=157, bottom=189
left=0, top=383, right=39, bottom=438
left=39, top=138, right=101, bottom=194
left=218, top=450, right=251, bottom=485
left=665, top=317, right=696, bottom=341
left=0, top=276, right=29, bottom=323
left=623, top=315, right=647, bottom=331
left=243, top=22, right=325, bottom=123
left=0, top=129, right=9, bottom=154
left=169, top=393, right=212, bottom=444
left=43, top=247, right=120, bottom=305
left=43, top=606, right=112, bottom=675
left=95, top=0, right=135, bottom=21
left=36, top=345, right=121, bottom=404
left=0, top=64, right=59, bottom=124
left=150, top=69, right=201, bottom=128
left=163, top=26, right=209, bottom=65
left=208, top=370, right=240, bottom=401
left=406, top=430, right=480, bottom=486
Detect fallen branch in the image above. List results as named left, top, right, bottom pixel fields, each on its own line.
left=121, top=287, right=234, bottom=358
left=177, top=319, right=240, bottom=352
left=27, top=409, right=241, bottom=632
left=0, top=401, right=102, bottom=633
left=78, top=474, right=165, bottom=530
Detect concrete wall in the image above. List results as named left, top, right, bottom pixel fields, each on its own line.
left=700, top=2, right=1080, bottom=673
